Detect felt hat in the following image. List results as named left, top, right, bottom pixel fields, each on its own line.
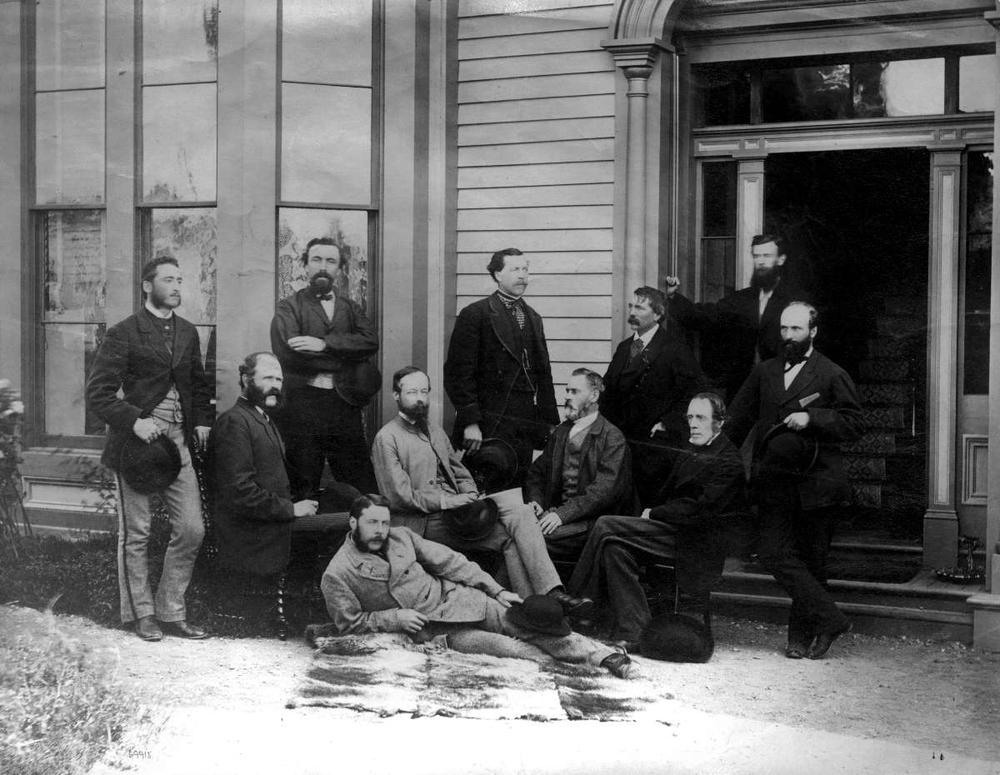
left=506, top=595, right=572, bottom=637
left=442, top=497, right=499, bottom=542
left=317, top=482, right=363, bottom=513
left=639, top=613, right=715, bottom=663
left=463, top=438, right=519, bottom=494
left=119, top=435, right=181, bottom=494
left=756, top=422, right=819, bottom=478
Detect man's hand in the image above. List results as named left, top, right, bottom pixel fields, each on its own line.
left=649, top=421, right=666, bottom=437
left=293, top=499, right=318, bottom=517
left=528, top=501, right=544, bottom=517
left=287, top=335, right=326, bottom=353
left=463, top=423, right=483, bottom=452
left=664, top=275, right=680, bottom=297
left=446, top=492, right=478, bottom=509
left=396, top=609, right=429, bottom=635
left=494, top=590, right=523, bottom=608
left=194, top=425, right=211, bottom=450
left=783, top=412, right=811, bottom=431
left=132, top=417, right=161, bottom=443
left=640, top=508, right=652, bottom=520
left=537, top=510, right=562, bottom=536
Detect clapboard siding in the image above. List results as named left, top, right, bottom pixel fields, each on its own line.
left=455, top=2, right=617, bottom=384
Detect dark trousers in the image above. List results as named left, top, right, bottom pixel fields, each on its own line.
left=756, top=488, right=847, bottom=643
left=479, top=392, right=544, bottom=485
left=279, top=386, right=377, bottom=499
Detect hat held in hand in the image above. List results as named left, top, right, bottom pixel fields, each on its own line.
left=463, top=437, right=519, bottom=494
left=442, top=498, right=499, bottom=542
left=506, top=595, right=571, bottom=637
left=119, top=434, right=182, bottom=494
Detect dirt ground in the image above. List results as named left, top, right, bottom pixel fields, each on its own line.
left=3, top=605, right=999, bottom=767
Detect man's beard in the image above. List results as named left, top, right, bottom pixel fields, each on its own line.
left=564, top=400, right=593, bottom=422
left=750, top=265, right=782, bottom=293
left=352, top=531, right=386, bottom=553
left=309, top=270, right=336, bottom=298
left=399, top=402, right=429, bottom=426
left=245, top=382, right=283, bottom=411
left=782, top=336, right=812, bottom=365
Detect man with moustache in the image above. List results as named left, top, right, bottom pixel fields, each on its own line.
left=321, top=496, right=634, bottom=678
left=444, top=248, right=559, bottom=481
left=87, top=256, right=213, bottom=641
left=727, top=302, right=864, bottom=660
left=567, top=393, right=745, bottom=651
left=524, top=369, right=635, bottom=561
left=271, top=237, right=379, bottom=497
left=600, top=287, right=704, bottom=505
left=665, top=234, right=809, bottom=400
left=209, top=352, right=336, bottom=578
left=371, top=366, right=591, bottom=614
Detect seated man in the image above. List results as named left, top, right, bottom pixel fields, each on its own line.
left=568, top=393, right=745, bottom=652
left=524, top=368, right=635, bottom=561
left=371, top=366, right=591, bottom=615
left=321, top=496, right=633, bottom=678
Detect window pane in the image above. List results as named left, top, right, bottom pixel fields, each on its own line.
left=41, top=210, right=106, bottom=324
left=964, top=151, right=992, bottom=395
left=693, top=64, right=751, bottom=127
left=35, top=0, right=105, bottom=91
left=43, top=322, right=106, bottom=436
left=763, top=64, right=851, bottom=122
left=150, top=208, right=217, bottom=325
left=281, top=83, right=372, bottom=205
left=36, top=90, right=104, bottom=204
left=877, top=59, right=944, bottom=116
left=282, top=0, right=372, bottom=86
left=959, top=55, right=997, bottom=114
left=277, top=208, right=370, bottom=309
left=143, top=84, right=217, bottom=202
left=143, top=0, right=219, bottom=85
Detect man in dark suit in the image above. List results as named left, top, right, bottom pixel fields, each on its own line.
left=568, top=394, right=745, bottom=651
left=665, top=234, right=809, bottom=400
left=87, top=256, right=214, bottom=641
left=444, top=247, right=558, bottom=481
left=600, top=286, right=703, bottom=505
left=271, top=238, right=380, bottom=496
left=728, top=302, right=865, bottom=660
left=524, top=368, right=635, bottom=561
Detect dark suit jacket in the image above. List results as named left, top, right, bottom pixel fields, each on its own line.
left=727, top=351, right=865, bottom=510
left=209, top=398, right=296, bottom=577
left=600, top=326, right=704, bottom=446
left=524, top=414, right=635, bottom=524
left=86, top=309, right=214, bottom=470
left=667, top=278, right=808, bottom=399
left=270, top=289, right=379, bottom=406
left=443, top=292, right=558, bottom=446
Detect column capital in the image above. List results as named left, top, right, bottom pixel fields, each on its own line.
left=985, top=7, right=1000, bottom=31
left=601, top=37, right=672, bottom=70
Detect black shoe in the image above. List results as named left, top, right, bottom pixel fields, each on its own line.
left=784, top=640, right=810, bottom=659
left=160, top=620, right=209, bottom=640
left=807, top=622, right=851, bottom=660
left=134, top=616, right=163, bottom=642
left=600, top=651, right=635, bottom=679
left=611, top=638, right=641, bottom=656
left=547, top=589, right=595, bottom=619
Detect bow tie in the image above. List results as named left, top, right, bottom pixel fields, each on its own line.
left=316, top=292, right=333, bottom=301
left=784, top=355, right=808, bottom=371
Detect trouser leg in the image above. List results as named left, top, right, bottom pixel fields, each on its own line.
left=117, top=475, right=155, bottom=624
left=501, top=611, right=614, bottom=666
left=321, top=392, right=377, bottom=493
left=603, top=542, right=649, bottom=641
left=501, top=505, right=562, bottom=595
left=279, top=389, right=325, bottom=499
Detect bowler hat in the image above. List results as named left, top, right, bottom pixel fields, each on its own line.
left=756, top=422, right=819, bottom=478
left=119, top=435, right=182, bottom=494
left=442, top=497, right=499, bottom=542
left=639, top=613, right=714, bottom=663
left=463, top=438, right=519, bottom=494
left=317, top=482, right=363, bottom=513
left=506, top=595, right=571, bottom=637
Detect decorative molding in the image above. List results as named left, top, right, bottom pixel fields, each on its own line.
left=23, top=477, right=112, bottom=515
left=962, top=435, right=989, bottom=506
left=601, top=38, right=672, bottom=69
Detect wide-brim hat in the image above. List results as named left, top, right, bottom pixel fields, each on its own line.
left=757, top=422, right=819, bottom=477
left=442, top=497, right=499, bottom=542
left=317, top=482, right=363, bottom=513
left=640, top=613, right=714, bottom=663
left=119, top=435, right=181, bottom=494
left=463, top=438, right=519, bottom=494
left=506, top=595, right=571, bottom=637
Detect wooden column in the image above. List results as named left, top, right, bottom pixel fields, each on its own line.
left=735, top=157, right=766, bottom=290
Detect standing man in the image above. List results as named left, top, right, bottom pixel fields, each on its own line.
left=444, top=247, right=558, bottom=480
left=728, top=302, right=864, bottom=660
left=665, top=234, right=809, bottom=400
left=87, top=256, right=213, bottom=641
left=524, top=368, right=635, bottom=561
left=271, top=238, right=380, bottom=497
left=600, top=286, right=704, bottom=505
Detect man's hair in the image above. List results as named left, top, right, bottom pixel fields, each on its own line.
left=349, top=494, right=389, bottom=521
left=633, top=286, right=666, bottom=319
left=571, top=367, right=604, bottom=394
left=238, top=352, right=278, bottom=388
left=691, top=391, right=727, bottom=423
left=784, top=300, right=818, bottom=329
left=392, top=365, right=428, bottom=393
left=487, top=247, right=523, bottom=281
left=300, top=237, right=347, bottom=269
left=751, top=233, right=786, bottom=256
left=140, top=256, right=179, bottom=286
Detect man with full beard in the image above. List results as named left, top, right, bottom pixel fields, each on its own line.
left=727, top=302, right=864, bottom=660
left=665, top=234, right=809, bottom=401
left=270, top=238, right=379, bottom=496
left=209, top=352, right=326, bottom=577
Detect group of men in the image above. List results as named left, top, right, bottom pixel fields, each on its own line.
left=87, top=231, right=863, bottom=671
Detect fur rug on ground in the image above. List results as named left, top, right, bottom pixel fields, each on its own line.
left=287, top=627, right=676, bottom=722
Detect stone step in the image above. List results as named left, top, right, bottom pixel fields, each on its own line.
left=862, top=405, right=908, bottom=431
left=845, top=455, right=886, bottom=481
left=843, top=431, right=896, bottom=455
left=858, top=383, right=912, bottom=406
left=859, top=359, right=911, bottom=382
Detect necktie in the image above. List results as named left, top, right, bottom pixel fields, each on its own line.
left=628, top=337, right=644, bottom=364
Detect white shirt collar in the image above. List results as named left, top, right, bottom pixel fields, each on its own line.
left=570, top=410, right=599, bottom=435
left=632, top=325, right=658, bottom=348
left=144, top=300, right=174, bottom=320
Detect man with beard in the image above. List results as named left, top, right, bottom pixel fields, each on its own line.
left=665, top=234, right=809, bottom=400
left=271, top=238, right=379, bottom=497
left=727, top=302, right=864, bottom=660
left=87, top=256, right=213, bottom=641
left=371, top=366, right=592, bottom=614
left=444, top=248, right=559, bottom=481
left=524, top=369, right=635, bottom=561
left=567, top=393, right=745, bottom=651
left=321, top=496, right=634, bottom=678
left=210, top=352, right=339, bottom=578
left=600, top=287, right=704, bottom=505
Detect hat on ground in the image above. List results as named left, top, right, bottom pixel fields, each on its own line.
left=506, top=594, right=572, bottom=637
left=756, top=422, right=819, bottom=479
left=463, top=438, right=519, bottom=494
left=639, top=613, right=714, bottom=663
left=119, top=435, right=182, bottom=494
left=442, top=497, right=499, bottom=542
